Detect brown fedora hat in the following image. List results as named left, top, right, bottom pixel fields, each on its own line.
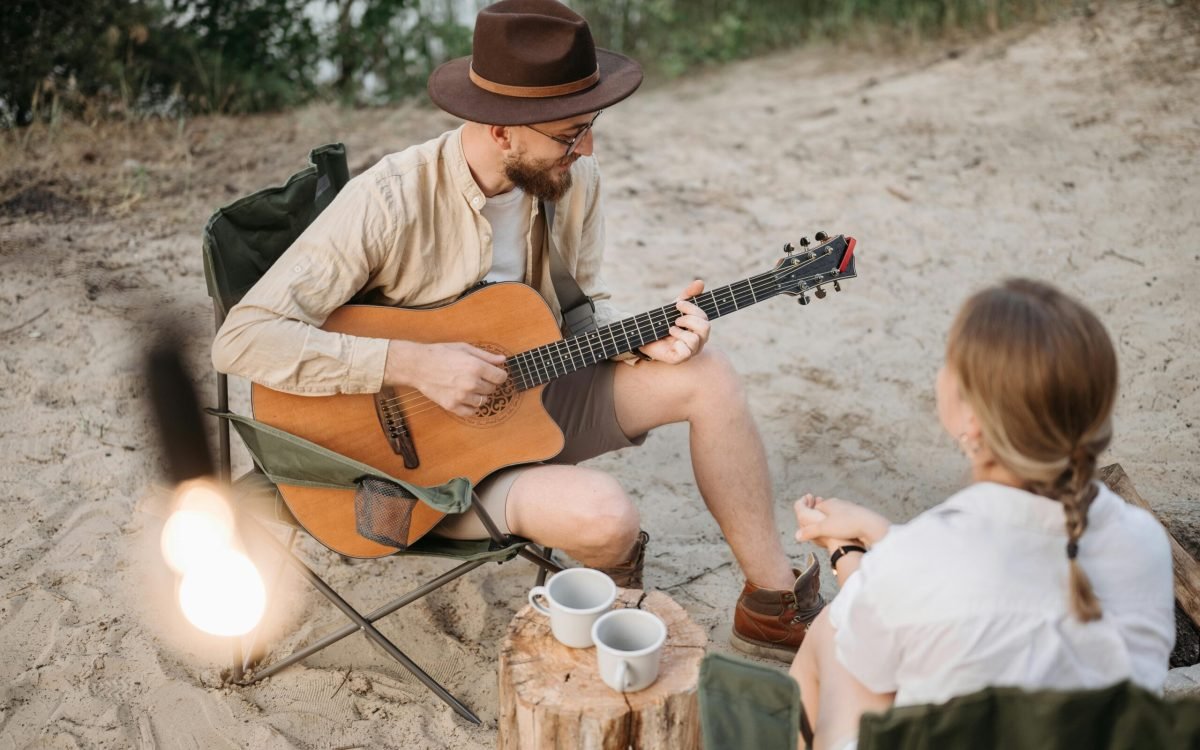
left=428, top=0, right=643, bottom=126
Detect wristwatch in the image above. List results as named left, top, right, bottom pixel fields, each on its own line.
left=830, top=544, right=867, bottom=574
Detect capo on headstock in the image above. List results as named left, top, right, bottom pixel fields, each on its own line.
left=839, top=237, right=857, bottom=274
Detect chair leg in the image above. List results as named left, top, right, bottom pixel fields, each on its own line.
left=246, top=556, right=491, bottom=683
left=238, top=517, right=483, bottom=725
left=527, top=547, right=559, bottom=586
left=239, top=527, right=296, bottom=674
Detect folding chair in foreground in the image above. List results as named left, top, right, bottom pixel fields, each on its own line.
left=201, top=144, right=561, bottom=724
left=698, top=653, right=1200, bottom=750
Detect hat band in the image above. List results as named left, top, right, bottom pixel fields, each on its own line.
left=469, top=64, right=600, bottom=99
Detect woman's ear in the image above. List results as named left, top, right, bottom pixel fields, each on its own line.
left=961, top=406, right=983, bottom=444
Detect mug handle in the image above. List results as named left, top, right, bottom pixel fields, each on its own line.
left=615, top=659, right=633, bottom=692
left=529, top=586, right=552, bottom=616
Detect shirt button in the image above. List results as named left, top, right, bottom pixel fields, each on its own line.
left=293, top=264, right=302, bottom=273
left=471, top=197, right=482, bottom=208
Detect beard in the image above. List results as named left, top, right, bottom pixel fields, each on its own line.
left=503, top=151, right=574, bottom=203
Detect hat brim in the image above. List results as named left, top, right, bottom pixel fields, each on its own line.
left=428, top=48, right=643, bottom=125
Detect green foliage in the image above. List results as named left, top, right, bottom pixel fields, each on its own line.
left=329, top=0, right=474, bottom=104
left=167, top=0, right=322, bottom=113
left=1, top=0, right=1066, bottom=125
left=574, top=0, right=1065, bottom=75
left=1, top=0, right=469, bottom=124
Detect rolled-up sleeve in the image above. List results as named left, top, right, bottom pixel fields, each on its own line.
left=211, top=176, right=395, bottom=395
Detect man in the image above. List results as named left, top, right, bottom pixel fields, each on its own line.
left=212, top=0, right=823, bottom=662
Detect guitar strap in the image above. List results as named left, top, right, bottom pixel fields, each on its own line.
left=540, top=199, right=598, bottom=336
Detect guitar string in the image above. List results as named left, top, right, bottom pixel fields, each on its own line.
left=373, top=260, right=844, bottom=424
left=372, top=275, right=783, bottom=418
left=369, top=277, right=790, bottom=430
left=371, top=273, right=801, bottom=422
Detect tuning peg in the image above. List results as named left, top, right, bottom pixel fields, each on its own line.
left=783, top=242, right=795, bottom=255
left=798, top=236, right=810, bottom=248
left=815, top=285, right=827, bottom=300
left=814, top=231, right=829, bottom=242
left=798, top=294, right=810, bottom=305
left=833, top=280, right=842, bottom=292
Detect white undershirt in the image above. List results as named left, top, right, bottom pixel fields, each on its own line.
left=481, top=187, right=531, bottom=284
left=829, top=481, right=1175, bottom=708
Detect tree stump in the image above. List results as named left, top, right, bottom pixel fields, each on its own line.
left=499, top=589, right=707, bottom=750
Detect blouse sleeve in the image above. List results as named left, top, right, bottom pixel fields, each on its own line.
left=828, top=552, right=903, bottom=694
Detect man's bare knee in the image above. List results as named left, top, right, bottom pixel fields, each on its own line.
left=571, top=478, right=640, bottom=565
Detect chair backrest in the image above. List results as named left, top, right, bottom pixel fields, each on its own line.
left=857, top=679, right=1200, bottom=750
left=698, top=652, right=801, bottom=750
left=202, top=143, right=350, bottom=319
left=698, top=653, right=1200, bottom=750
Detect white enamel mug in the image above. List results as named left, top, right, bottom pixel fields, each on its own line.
left=528, top=568, right=617, bottom=648
left=591, top=608, right=667, bottom=692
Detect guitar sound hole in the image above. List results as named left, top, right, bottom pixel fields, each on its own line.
left=460, top=342, right=522, bottom=426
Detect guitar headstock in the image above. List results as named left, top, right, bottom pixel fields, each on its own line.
left=772, top=232, right=857, bottom=305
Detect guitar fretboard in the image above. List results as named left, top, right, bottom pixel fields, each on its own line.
left=505, top=271, right=782, bottom=391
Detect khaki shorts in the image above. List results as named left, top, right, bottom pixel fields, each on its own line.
left=433, top=361, right=646, bottom=540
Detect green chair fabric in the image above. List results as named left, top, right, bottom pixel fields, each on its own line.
left=212, top=408, right=471, bottom=515
left=699, top=652, right=801, bottom=750
left=203, top=143, right=349, bottom=319
left=858, top=679, right=1200, bottom=750
left=229, top=470, right=521, bottom=564
left=698, top=653, right=1200, bottom=750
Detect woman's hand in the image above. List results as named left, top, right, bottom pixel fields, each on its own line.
left=794, top=500, right=857, bottom=554
left=793, top=494, right=892, bottom=552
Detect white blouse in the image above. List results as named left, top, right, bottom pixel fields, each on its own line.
left=829, top=481, right=1175, bottom=708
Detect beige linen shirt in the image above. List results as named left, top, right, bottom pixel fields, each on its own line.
left=212, top=126, right=627, bottom=395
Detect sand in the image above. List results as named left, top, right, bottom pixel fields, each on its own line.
left=1, top=1, right=1198, bottom=746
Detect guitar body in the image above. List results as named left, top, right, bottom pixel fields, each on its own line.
left=251, top=283, right=567, bottom=558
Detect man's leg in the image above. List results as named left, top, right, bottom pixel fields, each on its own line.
left=504, top=464, right=642, bottom=568
left=611, top=346, right=795, bottom=590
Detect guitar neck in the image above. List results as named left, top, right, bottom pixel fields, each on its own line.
left=505, top=270, right=783, bottom=391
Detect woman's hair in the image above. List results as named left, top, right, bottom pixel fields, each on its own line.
left=946, top=278, right=1118, bottom=622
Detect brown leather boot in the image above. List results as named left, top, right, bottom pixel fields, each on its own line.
left=730, top=553, right=825, bottom=663
left=594, top=530, right=649, bottom=590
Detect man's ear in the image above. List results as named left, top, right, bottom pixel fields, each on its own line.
left=487, top=124, right=514, bottom=151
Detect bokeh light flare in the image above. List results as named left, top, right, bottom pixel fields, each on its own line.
left=160, top=481, right=235, bottom=574
left=178, top=548, right=267, bottom=637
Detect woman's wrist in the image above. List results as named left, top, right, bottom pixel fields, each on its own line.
left=822, top=537, right=859, bottom=555
left=830, top=544, right=867, bottom=576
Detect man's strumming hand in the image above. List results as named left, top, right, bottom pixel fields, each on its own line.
left=385, top=340, right=508, bottom=417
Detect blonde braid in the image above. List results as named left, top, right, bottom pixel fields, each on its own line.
left=1059, top=443, right=1103, bottom=622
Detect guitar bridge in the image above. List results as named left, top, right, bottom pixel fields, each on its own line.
left=373, top=387, right=420, bottom=469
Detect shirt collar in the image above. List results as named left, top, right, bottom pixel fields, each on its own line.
left=447, top=125, right=486, bottom=210
left=939, top=482, right=1072, bottom=534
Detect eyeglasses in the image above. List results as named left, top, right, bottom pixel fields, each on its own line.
left=525, top=110, right=603, bottom=157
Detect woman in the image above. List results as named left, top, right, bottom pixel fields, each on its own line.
left=789, top=279, right=1175, bottom=750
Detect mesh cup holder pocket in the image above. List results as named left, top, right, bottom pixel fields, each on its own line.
left=355, top=477, right=418, bottom=549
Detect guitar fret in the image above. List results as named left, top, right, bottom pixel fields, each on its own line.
left=507, top=265, right=803, bottom=393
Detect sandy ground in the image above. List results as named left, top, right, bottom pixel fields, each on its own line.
left=1, top=1, right=1198, bottom=747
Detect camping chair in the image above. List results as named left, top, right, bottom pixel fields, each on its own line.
left=201, top=143, right=562, bottom=725
left=699, top=653, right=1200, bottom=750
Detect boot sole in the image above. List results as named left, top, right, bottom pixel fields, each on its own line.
left=729, top=630, right=799, bottom=664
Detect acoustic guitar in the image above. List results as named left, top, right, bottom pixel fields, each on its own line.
left=252, top=233, right=858, bottom=557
